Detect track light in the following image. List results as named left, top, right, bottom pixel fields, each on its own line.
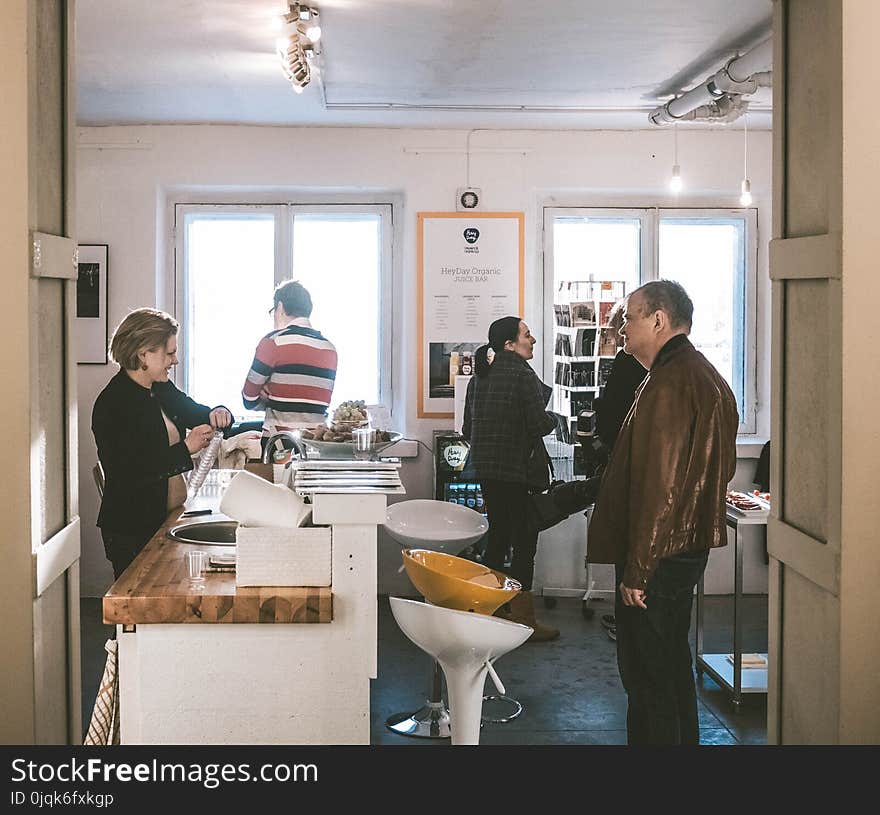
left=294, top=4, right=321, bottom=41
left=276, top=4, right=322, bottom=93
left=278, top=34, right=310, bottom=91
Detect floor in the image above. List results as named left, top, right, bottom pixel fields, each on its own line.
left=80, top=593, right=767, bottom=745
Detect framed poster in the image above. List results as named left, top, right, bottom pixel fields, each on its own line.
left=418, top=212, right=524, bottom=418
left=75, top=244, right=109, bottom=364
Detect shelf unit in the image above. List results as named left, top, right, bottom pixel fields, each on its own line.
left=695, top=509, right=769, bottom=710
left=552, top=279, right=626, bottom=472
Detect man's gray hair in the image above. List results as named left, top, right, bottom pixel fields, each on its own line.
left=634, top=280, right=693, bottom=331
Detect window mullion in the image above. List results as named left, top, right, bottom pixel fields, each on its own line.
left=647, top=208, right=660, bottom=283
left=278, top=205, right=293, bottom=284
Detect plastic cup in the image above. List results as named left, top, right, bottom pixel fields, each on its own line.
left=186, top=550, right=207, bottom=588
left=352, top=427, right=376, bottom=460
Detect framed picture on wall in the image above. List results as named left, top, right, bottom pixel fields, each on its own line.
left=417, top=212, right=524, bottom=418
left=75, top=244, right=109, bottom=364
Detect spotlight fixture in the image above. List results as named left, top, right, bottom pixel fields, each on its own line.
left=669, top=123, right=683, bottom=194
left=276, top=3, right=322, bottom=93
left=739, top=113, right=753, bottom=206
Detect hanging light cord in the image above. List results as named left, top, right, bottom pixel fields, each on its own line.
left=743, top=114, right=748, bottom=178
left=673, top=122, right=678, bottom=166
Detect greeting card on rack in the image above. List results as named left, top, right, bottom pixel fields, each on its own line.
left=570, top=301, right=597, bottom=326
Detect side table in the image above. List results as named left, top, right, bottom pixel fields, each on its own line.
left=695, top=509, right=768, bottom=710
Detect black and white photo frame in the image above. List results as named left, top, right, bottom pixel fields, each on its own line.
left=75, top=244, right=109, bottom=364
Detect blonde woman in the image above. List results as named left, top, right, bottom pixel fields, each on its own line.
left=92, top=308, right=232, bottom=579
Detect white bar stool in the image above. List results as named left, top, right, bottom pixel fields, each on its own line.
left=390, top=597, right=532, bottom=745
left=383, top=500, right=489, bottom=739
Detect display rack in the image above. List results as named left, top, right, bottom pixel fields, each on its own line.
left=541, top=279, right=626, bottom=616
left=552, top=279, right=626, bottom=474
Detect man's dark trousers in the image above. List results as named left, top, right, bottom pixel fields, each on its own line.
left=615, top=549, right=710, bottom=745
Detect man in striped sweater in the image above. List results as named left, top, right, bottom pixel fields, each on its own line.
left=242, top=280, right=338, bottom=439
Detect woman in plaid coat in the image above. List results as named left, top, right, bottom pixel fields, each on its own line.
left=463, top=316, right=559, bottom=641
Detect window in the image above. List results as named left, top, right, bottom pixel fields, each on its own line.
left=175, top=203, right=392, bottom=419
left=544, top=207, right=757, bottom=434
left=658, top=214, right=752, bottom=425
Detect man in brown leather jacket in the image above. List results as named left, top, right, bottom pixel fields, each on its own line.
left=587, top=280, right=738, bottom=745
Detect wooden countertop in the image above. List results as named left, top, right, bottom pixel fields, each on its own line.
left=102, top=504, right=332, bottom=625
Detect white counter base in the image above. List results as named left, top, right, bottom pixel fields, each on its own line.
left=118, top=493, right=384, bottom=745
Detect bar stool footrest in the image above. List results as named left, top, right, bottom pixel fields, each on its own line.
left=481, top=694, right=523, bottom=724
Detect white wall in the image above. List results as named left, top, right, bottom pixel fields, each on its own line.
left=76, top=124, right=772, bottom=597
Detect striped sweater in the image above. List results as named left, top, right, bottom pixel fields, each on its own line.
left=242, top=319, right=338, bottom=436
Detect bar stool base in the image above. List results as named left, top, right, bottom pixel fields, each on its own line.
left=386, top=701, right=452, bottom=739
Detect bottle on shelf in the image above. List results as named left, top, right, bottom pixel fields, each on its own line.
left=465, top=483, right=477, bottom=510
left=460, top=351, right=473, bottom=376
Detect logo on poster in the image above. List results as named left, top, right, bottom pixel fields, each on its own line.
left=463, top=228, right=480, bottom=244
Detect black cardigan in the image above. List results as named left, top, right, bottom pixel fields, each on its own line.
left=92, top=370, right=217, bottom=536
left=595, top=350, right=647, bottom=450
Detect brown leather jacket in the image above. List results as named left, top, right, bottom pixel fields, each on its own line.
left=587, top=335, right=738, bottom=590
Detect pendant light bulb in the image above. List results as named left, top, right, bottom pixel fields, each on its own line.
left=739, top=178, right=752, bottom=206
left=670, top=164, right=683, bottom=194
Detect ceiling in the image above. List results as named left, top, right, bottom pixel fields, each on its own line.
left=76, top=0, right=773, bottom=131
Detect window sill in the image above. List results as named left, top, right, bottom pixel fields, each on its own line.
left=736, top=436, right=769, bottom=459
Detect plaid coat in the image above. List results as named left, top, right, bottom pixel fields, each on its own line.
left=462, top=350, right=556, bottom=484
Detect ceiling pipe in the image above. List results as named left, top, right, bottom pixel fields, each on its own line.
left=669, top=95, right=749, bottom=125
left=648, top=37, right=772, bottom=126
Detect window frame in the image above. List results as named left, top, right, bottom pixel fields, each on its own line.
left=543, top=206, right=758, bottom=435
left=173, top=201, right=394, bottom=416
left=656, top=208, right=758, bottom=434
